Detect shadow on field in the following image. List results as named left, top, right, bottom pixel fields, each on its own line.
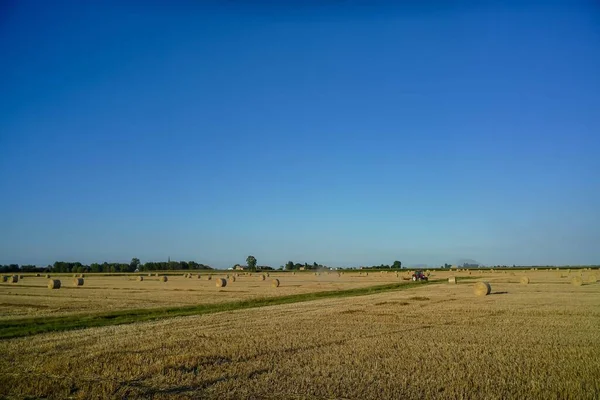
left=490, top=291, right=508, bottom=295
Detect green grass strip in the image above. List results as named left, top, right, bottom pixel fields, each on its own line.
left=0, top=281, right=431, bottom=340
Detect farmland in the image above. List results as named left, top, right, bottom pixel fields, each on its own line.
left=1, top=271, right=417, bottom=320
left=0, top=269, right=599, bottom=399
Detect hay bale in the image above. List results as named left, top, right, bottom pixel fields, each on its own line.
left=474, top=281, right=491, bottom=296
left=207, top=275, right=212, bottom=280
left=80, top=274, right=85, bottom=278
left=1, top=275, right=8, bottom=282
left=19, top=275, right=24, bottom=279
left=73, top=278, right=84, bottom=286
left=160, top=276, right=168, bottom=282
left=48, top=279, right=61, bottom=289
left=261, top=274, right=266, bottom=281
left=571, top=276, right=583, bottom=286
left=36, top=273, right=41, bottom=277
left=520, top=276, right=530, bottom=285
left=9, top=275, right=18, bottom=283
left=587, top=274, right=597, bottom=283
left=147, top=273, right=151, bottom=277
left=216, top=278, right=227, bottom=287
left=231, top=276, right=236, bottom=282
left=271, top=278, right=280, bottom=288
left=45, top=274, right=50, bottom=278
left=292, top=272, right=296, bottom=275
left=448, top=276, right=457, bottom=284
left=266, top=273, right=270, bottom=277
left=196, top=274, right=201, bottom=279
left=226, top=274, right=230, bottom=279
left=137, top=276, right=144, bottom=282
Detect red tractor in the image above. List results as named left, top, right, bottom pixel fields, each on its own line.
left=412, top=270, right=428, bottom=281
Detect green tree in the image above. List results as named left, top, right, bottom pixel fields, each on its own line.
left=392, top=260, right=402, bottom=269
left=285, top=261, right=294, bottom=270
left=246, top=255, right=257, bottom=271
left=130, top=258, right=141, bottom=271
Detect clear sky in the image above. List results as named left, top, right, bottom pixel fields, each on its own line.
left=1, top=1, right=599, bottom=268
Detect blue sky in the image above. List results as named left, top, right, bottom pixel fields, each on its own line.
left=1, top=1, right=599, bottom=268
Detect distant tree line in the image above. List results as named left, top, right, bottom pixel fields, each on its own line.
left=359, top=261, right=403, bottom=270
left=0, top=264, right=40, bottom=273
left=0, top=258, right=213, bottom=274
left=438, top=263, right=599, bottom=269
left=283, top=261, right=330, bottom=271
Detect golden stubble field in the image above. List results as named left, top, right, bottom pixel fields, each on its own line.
left=1, top=270, right=439, bottom=320
left=0, top=268, right=599, bottom=399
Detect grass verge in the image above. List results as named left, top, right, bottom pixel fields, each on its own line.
left=0, top=281, right=431, bottom=340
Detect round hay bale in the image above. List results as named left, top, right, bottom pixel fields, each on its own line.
left=36, top=273, right=41, bottom=277
left=261, top=275, right=266, bottom=281
left=73, top=274, right=78, bottom=277
left=216, top=278, right=227, bottom=288
left=19, top=274, right=24, bottom=279
left=292, top=272, right=296, bottom=275
left=587, top=274, right=597, bottom=283
left=448, top=276, right=457, bottom=284
left=48, top=279, right=61, bottom=289
left=266, top=273, right=270, bottom=277
left=571, top=276, right=583, bottom=286
left=314, top=272, right=318, bottom=276
left=271, top=278, right=280, bottom=288
left=147, top=273, right=151, bottom=277
left=207, top=275, right=212, bottom=280
left=196, top=274, right=201, bottom=279
left=520, top=276, right=530, bottom=285
left=231, top=276, right=236, bottom=282
left=80, top=274, right=85, bottom=278
left=73, top=278, right=84, bottom=286
left=137, top=276, right=144, bottom=281
left=226, top=274, right=230, bottom=279
left=9, top=275, right=18, bottom=283
left=474, top=281, right=491, bottom=296
left=1, top=275, right=8, bottom=282
left=160, top=276, right=168, bottom=282
left=45, top=274, right=50, bottom=278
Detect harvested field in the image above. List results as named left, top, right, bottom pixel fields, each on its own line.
left=0, top=270, right=598, bottom=399
left=0, top=272, right=437, bottom=320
